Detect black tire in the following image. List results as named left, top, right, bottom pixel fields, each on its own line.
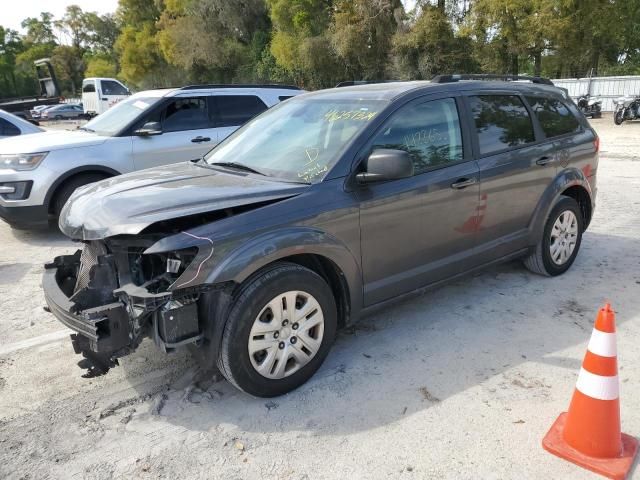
left=51, top=173, right=109, bottom=218
left=524, top=196, right=584, bottom=276
left=218, top=262, right=337, bottom=397
left=614, top=109, right=625, bottom=125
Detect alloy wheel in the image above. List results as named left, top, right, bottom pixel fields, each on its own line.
left=549, top=210, right=578, bottom=265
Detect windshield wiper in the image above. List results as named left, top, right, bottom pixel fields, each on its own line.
left=211, top=161, right=267, bottom=176
left=77, top=126, right=95, bottom=132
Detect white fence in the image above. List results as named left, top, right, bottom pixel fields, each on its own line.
left=551, top=76, right=640, bottom=111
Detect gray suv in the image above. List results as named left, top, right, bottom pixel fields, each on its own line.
left=43, top=75, right=598, bottom=397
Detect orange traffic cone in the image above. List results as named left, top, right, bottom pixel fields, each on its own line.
left=543, top=303, right=638, bottom=479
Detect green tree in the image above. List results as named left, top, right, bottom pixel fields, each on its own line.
left=267, top=0, right=345, bottom=88
left=51, top=45, right=85, bottom=94
left=21, top=12, right=56, bottom=45
left=54, top=5, right=91, bottom=49
left=157, top=0, right=270, bottom=83
left=85, top=55, right=118, bottom=77
left=330, top=0, right=403, bottom=80
left=393, top=4, right=476, bottom=79
left=115, top=0, right=170, bottom=87
left=0, top=26, right=30, bottom=96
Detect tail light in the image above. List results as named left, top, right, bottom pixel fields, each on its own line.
left=594, top=135, right=600, bottom=153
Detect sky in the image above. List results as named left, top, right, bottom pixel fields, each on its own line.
left=3, top=0, right=419, bottom=32
left=2, top=0, right=120, bottom=32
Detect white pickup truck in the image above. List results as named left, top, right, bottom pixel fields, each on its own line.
left=82, top=78, right=131, bottom=117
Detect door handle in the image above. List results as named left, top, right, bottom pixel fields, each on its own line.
left=191, top=136, right=211, bottom=143
left=451, top=178, right=477, bottom=189
left=536, top=156, right=553, bottom=166
left=101, top=98, right=108, bottom=101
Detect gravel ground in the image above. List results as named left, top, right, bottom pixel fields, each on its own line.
left=1, top=116, right=639, bottom=479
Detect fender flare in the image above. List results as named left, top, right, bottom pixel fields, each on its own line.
left=528, top=167, right=593, bottom=243
left=44, top=165, right=121, bottom=210
left=202, top=227, right=364, bottom=318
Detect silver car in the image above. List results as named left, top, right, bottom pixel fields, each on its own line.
left=41, top=104, right=84, bottom=120
left=0, top=85, right=303, bottom=228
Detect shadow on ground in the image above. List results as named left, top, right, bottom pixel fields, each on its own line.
left=98, top=230, right=640, bottom=437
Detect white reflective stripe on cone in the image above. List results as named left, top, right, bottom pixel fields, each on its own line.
left=575, top=368, right=620, bottom=401
left=587, top=329, right=617, bottom=357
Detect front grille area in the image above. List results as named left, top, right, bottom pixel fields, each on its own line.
left=74, top=241, right=108, bottom=293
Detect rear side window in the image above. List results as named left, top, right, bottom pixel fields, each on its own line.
left=213, top=95, right=268, bottom=127
left=525, top=96, right=581, bottom=138
left=370, top=98, right=463, bottom=175
left=469, top=95, right=535, bottom=156
left=82, top=82, right=95, bottom=93
left=161, top=98, right=209, bottom=132
left=0, top=118, right=20, bottom=136
left=101, top=80, right=128, bottom=96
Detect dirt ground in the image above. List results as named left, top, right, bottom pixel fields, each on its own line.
left=1, top=116, right=639, bottom=479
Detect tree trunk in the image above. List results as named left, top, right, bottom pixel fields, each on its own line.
left=590, top=48, right=600, bottom=76
left=511, top=54, right=519, bottom=76
left=533, top=51, right=542, bottom=77
left=437, top=0, right=446, bottom=12
left=9, top=70, right=18, bottom=96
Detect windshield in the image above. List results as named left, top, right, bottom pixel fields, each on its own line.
left=205, top=97, right=387, bottom=183
left=83, top=96, right=160, bottom=136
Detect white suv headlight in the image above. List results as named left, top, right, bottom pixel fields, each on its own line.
left=0, top=152, right=49, bottom=171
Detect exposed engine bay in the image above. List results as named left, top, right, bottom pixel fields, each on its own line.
left=44, top=237, right=209, bottom=377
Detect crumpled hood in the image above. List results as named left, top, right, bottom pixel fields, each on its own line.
left=0, top=130, right=107, bottom=154
left=59, top=161, right=309, bottom=240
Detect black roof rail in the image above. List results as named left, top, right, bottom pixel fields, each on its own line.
left=335, top=80, right=402, bottom=87
left=431, top=74, right=554, bottom=86
left=179, top=84, right=302, bottom=91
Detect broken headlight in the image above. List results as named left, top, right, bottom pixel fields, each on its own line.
left=129, top=247, right=198, bottom=289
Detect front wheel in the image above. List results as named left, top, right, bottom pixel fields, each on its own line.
left=523, top=196, right=584, bottom=276
left=614, top=108, right=625, bottom=125
left=218, top=262, right=337, bottom=397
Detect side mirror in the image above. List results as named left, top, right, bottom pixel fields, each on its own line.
left=134, top=121, right=162, bottom=136
left=356, top=149, right=414, bottom=184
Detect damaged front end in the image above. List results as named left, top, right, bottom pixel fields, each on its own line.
left=43, top=237, right=209, bottom=377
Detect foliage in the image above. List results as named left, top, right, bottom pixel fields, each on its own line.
left=85, top=56, right=118, bottom=78
left=2, top=0, right=640, bottom=99
left=393, top=5, right=476, bottom=79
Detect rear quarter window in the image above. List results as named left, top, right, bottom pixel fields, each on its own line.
left=525, top=96, right=581, bottom=138
left=213, top=95, right=268, bottom=127
left=468, top=95, right=535, bottom=156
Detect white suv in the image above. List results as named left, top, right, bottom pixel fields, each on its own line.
left=0, top=85, right=303, bottom=229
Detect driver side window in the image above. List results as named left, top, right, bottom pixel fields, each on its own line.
left=370, top=98, right=463, bottom=175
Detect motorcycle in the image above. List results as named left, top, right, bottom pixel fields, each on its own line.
left=614, top=96, right=640, bottom=125
left=577, top=94, right=602, bottom=118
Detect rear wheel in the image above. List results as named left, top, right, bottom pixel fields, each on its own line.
left=614, top=109, right=625, bottom=125
left=218, top=262, right=337, bottom=397
left=524, top=196, right=584, bottom=276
